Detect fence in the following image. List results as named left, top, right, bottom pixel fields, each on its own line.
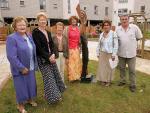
left=0, top=27, right=8, bottom=41
left=0, top=24, right=99, bottom=41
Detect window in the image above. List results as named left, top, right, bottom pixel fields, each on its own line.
left=83, top=7, right=87, bottom=11
left=39, top=0, right=46, bottom=10
left=119, top=0, right=128, bottom=3
left=53, top=4, right=57, bottom=9
left=68, top=0, right=71, bottom=14
left=94, top=5, right=98, bottom=15
left=105, top=7, right=109, bottom=16
left=118, top=8, right=128, bottom=15
left=140, top=6, right=145, bottom=13
left=0, top=0, right=9, bottom=9
left=20, top=0, right=25, bottom=7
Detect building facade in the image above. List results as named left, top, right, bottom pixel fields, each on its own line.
left=112, top=0, right=150, bottom=26
left=0, top=0, right=113, bottom=25
left=0, top=8, right=3, bottom=27
left=0, top=0, right=79, bottom=24
left=80, top=0, right=113, bottom=21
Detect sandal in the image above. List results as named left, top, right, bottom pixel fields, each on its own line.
left=17, top=106, right=27, bottom=113
left=20, top=109, right=28, bottom=113
left=28, top=101, right=37, bottom=107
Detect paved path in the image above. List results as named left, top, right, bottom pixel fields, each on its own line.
left=0, top=41, right=150, bottom=91
left=88, top=41, right=150, bottom=75
left=0, top=43, right=11, bottom=92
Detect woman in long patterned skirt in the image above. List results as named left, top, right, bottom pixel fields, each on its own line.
left=32, top=12, right=65, bottom=104
left=64, top=16, right=82, bottom=82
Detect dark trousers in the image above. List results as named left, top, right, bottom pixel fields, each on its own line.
left=118, top=57, right=136, bottom=86
left=80, top=35, right=89, bottom=78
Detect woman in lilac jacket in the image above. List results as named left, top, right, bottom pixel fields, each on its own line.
left=6, top=16, right=38, bottom=113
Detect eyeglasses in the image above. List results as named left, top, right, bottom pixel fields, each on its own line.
left=104, top=24, right=110, bottom=26
left=121, top=18, right=128, bottom=20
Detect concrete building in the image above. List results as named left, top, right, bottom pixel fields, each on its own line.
left=134, top=0, right=150, bottom=19
left=112, top=0, right=150, bottom=26
left=0, top=0, right=113, bottom=25
left=0, top=0, right=79, bottom=25
left=80, top=0, right=113, bottom=24
left=0, top=8, right=3, bottom=27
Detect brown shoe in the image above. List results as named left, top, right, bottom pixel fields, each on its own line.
left=105, top=82, right=111, bottom=87
left=118, top=82, right=126, bottom=86
left=27, top=101, right=37, bottom=107
left=101, top=82, right=106, bottom=86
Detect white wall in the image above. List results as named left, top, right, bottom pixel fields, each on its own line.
left=1, top=0, right=40, bottom=18
left=63, top=0, right=79, bottom=19
left=112, top=0, right=135, bottom=27
left=0, top=9, right=3, bottom=27
left=80, top=0, right=113, bottom=21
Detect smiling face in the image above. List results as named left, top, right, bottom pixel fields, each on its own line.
left=15, top=20, right=27, bottom=35
left=102, top=21, right=111, bottom=33
left=71, top=18, right=77, bottom=26
left=56, top=25, right=64, bottom=35
left=120, top=15, right=129, bottom=27
left=38, top=16, right=47, bottom=28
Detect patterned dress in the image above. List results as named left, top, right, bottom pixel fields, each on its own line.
left=67, top=25, right=82, bottom=81
left=32, top=28, right=65, bottom=104
left=37, top=58, right=65, bottom=104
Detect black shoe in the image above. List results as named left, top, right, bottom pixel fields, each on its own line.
left=118, top=82, right=126, bottom=86
left=80, top=75, right=93, bottom=83
left=129, top=85, right=136, bottom=92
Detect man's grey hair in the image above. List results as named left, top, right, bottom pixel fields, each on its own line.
left=119, top=14, right=129, bottom=18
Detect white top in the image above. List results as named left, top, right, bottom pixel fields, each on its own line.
left=96, top=30, right=118, bottom=57
left=24, top=35, right=34, bottom=71
left=116, top=24, right=143, bottom=58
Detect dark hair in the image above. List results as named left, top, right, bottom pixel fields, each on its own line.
left=68, top=16, right=79, bottom=25
left=102, top=20, right=111, bottom=28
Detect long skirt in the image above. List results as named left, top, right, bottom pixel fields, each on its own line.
left=13, top=70, right=37, bottom=104
left=67, top=48, right=82, bottom=81
left=96, top=52, right=115, bottom=83
left=38, top=58, right=65, bottom=104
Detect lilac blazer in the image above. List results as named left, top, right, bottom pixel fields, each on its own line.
left=6, top=32, right=38, bottom=76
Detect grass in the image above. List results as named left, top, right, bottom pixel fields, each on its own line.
left=0, top=60, right=150, bottom=113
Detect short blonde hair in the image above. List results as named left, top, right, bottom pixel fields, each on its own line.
left=36, top=12, right=48, bottom=21
left=12, top=16, right=28, bottom=30
left=56, top=22, right=64, bottom=29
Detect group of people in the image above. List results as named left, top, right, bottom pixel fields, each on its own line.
left=6, top=12, right=86, bottom=113
left=96, top=14, right=143, bottom=92
left=6, top=11, right=142, bottom=113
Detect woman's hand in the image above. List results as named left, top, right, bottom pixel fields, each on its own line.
left=49, top=54, right=56, bottom=63
left=21, top=68, right=29, bottom=75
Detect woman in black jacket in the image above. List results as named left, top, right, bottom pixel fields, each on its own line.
left=32, top=12, right=65, bottom=104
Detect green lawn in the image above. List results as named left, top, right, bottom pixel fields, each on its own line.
left=0, top=61, right=150, bottom=113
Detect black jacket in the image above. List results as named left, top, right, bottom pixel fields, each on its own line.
left=32, top=28, right=55, bottom=63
